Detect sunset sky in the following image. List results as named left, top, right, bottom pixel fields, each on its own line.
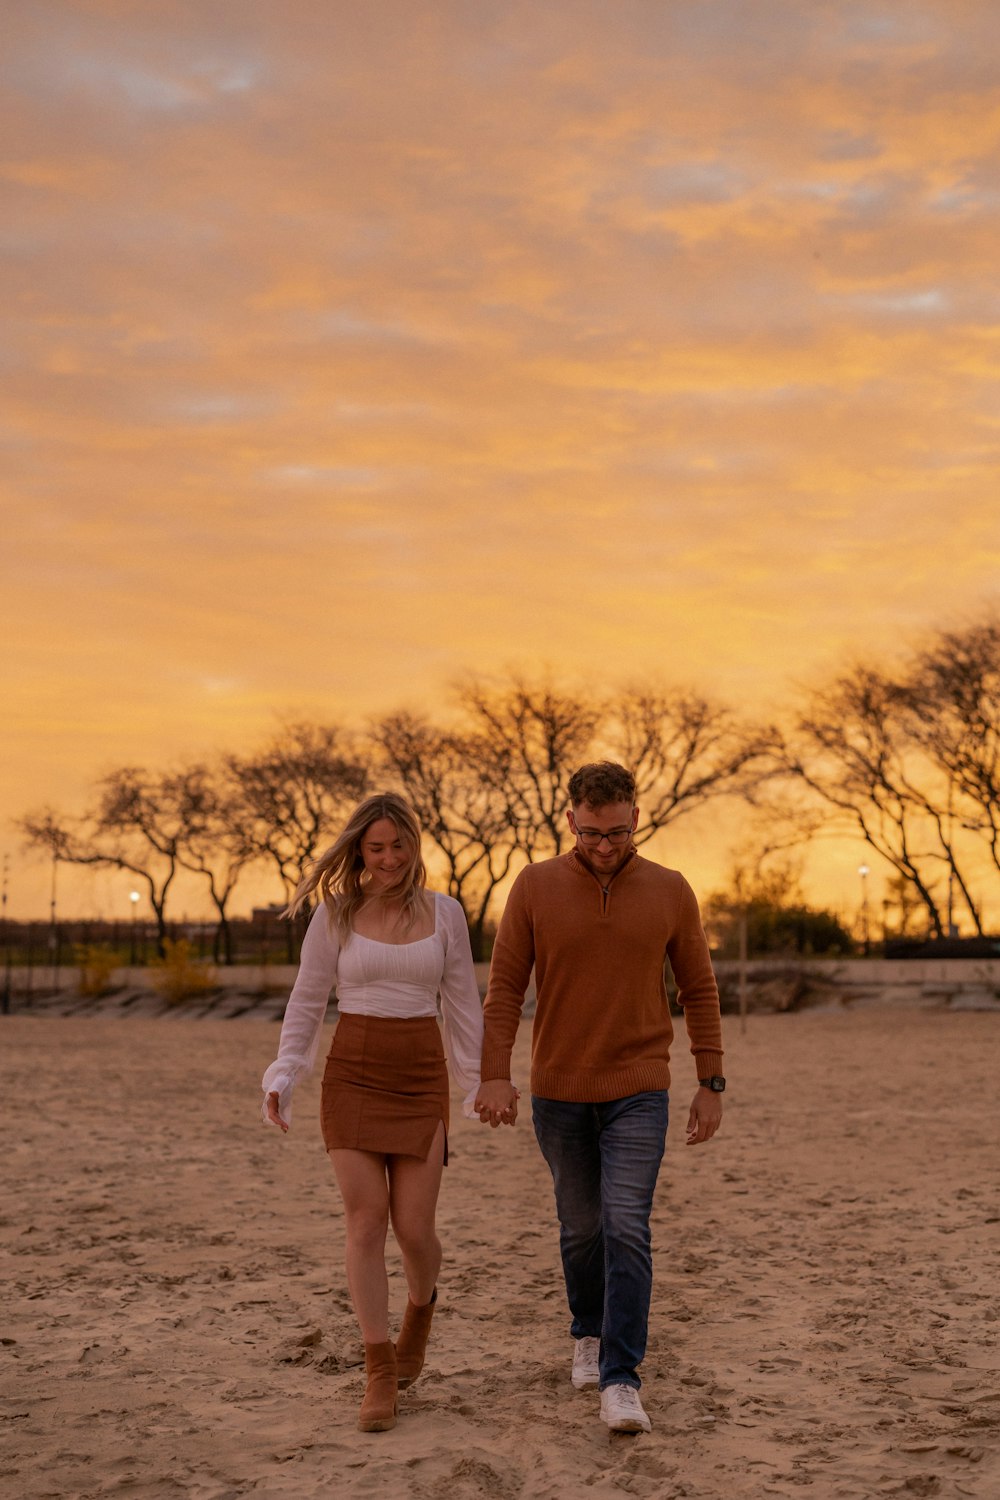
left=3, top=1, right=999, bottom=921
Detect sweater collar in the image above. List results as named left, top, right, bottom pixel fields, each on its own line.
left=570, top=846, right=638, bottom=888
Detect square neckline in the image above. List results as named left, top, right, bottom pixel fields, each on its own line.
left=352, top=891, right=442, bottom=948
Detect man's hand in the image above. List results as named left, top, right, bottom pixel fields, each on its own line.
left=265, top=1091, right=289, bottom=1133
left=475, top=1079, right=519, bottom=1128
left=685, top=1086, right=722, bottom=1145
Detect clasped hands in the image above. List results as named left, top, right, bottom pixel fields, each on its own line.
left=474, top=1079, right=519, bottom=1128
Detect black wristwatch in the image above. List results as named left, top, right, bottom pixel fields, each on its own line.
left=699, top=1075, right=726, bottom=1093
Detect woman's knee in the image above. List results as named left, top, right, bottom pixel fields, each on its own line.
left=345, top=1206, right=390, bottom=1249
left=391, top=1215, right=439, bottom=1260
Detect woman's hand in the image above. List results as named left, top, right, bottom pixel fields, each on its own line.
left=476, top=1080, right=520, bottom=1128
left=501, top=1092, right=519, bottom=1127
left=265, top=1091, right=289, bottom=1133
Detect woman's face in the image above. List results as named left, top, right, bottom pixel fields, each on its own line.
left=360, top=817, right=408, bottom=890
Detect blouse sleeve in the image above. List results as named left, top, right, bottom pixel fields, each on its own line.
left=436, top=897, right=486, bottom=1119
left=260, top=903, right=340, bottom=1127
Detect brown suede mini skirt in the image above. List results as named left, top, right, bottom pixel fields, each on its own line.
left=320, top=1012, right=449, bottom=1161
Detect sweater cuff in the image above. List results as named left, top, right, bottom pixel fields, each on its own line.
left=480, top=1049, right=512, bottom=1082
left=693, top=1051, right=724, bottom=1081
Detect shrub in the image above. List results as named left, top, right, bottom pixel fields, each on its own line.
left=76, top=945, right=119, bottom=998
left=707, top=899, right=855, bottom=958
left=152, top=939, right=217, bottom=1004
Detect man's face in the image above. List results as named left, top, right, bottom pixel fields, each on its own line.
left=567, top=799, right=638, bottom=880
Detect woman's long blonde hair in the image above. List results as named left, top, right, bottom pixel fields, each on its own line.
left=284, top=791, right=428, bottom=938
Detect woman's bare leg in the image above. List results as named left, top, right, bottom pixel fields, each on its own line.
left=329, top=1147, right=391, bottom=1342
left=387, top=1122, right=446, bottom=1305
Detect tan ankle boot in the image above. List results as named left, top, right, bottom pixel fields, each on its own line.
left=358, top=1340, right=398, bottom=1432
left=395, top=1288, right=437, bottom=1390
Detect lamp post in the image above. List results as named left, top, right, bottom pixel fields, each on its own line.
left=129, top=890, right=140, bottom=968
left=858, top=863, right=871, bottom=956
left=1, top=853, right=10, bottom=1016
left=48, top=853, right=59, bottom=992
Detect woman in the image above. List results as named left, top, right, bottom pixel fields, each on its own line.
left=261, top=792, right=515, bottom=1433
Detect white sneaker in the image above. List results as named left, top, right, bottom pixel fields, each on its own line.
left=571, top=1336, right=600, bottom=1389
left=600, top=1382, right=651, bottom=1433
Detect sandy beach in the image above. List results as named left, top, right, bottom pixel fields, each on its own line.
left=2, top=1005, right=998, bottom=1499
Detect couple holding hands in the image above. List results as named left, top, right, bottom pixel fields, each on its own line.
left=262, top=763, right=724, bottom=1436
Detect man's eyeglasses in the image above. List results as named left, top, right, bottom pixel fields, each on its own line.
left=572, top=823, right=633, bottom=848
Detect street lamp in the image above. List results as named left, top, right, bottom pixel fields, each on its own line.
left=2, top=853, right=10, bottom=1016
left=129, top=891, right=140, bottom=967
left=858, top=863, right=871, bottom=955
left=48, top=853, right=59, bottom=992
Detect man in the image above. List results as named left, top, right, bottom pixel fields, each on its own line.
left=475, top=761, right=724, bottom=1435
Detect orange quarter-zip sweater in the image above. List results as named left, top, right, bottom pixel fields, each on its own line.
left=481, top=849, right=723, bottom=1101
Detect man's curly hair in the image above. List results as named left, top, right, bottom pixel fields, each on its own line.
left=567, top=761, right=636, bottom=809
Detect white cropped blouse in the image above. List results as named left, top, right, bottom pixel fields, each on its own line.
left=260, top=892, right=484, bottom=1127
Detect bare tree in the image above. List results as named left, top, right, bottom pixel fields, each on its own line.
left=226, top=722, right=368, bottom=956
left=20, top=768, right=188, bottom=956
left=227, top=722, right=369, bottom=899
left=882, top=871, right=928, bottom=941
left=610, top=687, right=776, bottom=844
left=455, top=673, right=601, bottom=859
left=167, top=763, right=256, bottom=964
left=371, top=711, right=517, bottom=959
left=900, top=616, right=1000, bottom=889
left=775, top=665, right=969, bottom=938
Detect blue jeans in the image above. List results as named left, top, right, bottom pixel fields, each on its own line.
left=531, top=1091, right=669, bottom=1391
